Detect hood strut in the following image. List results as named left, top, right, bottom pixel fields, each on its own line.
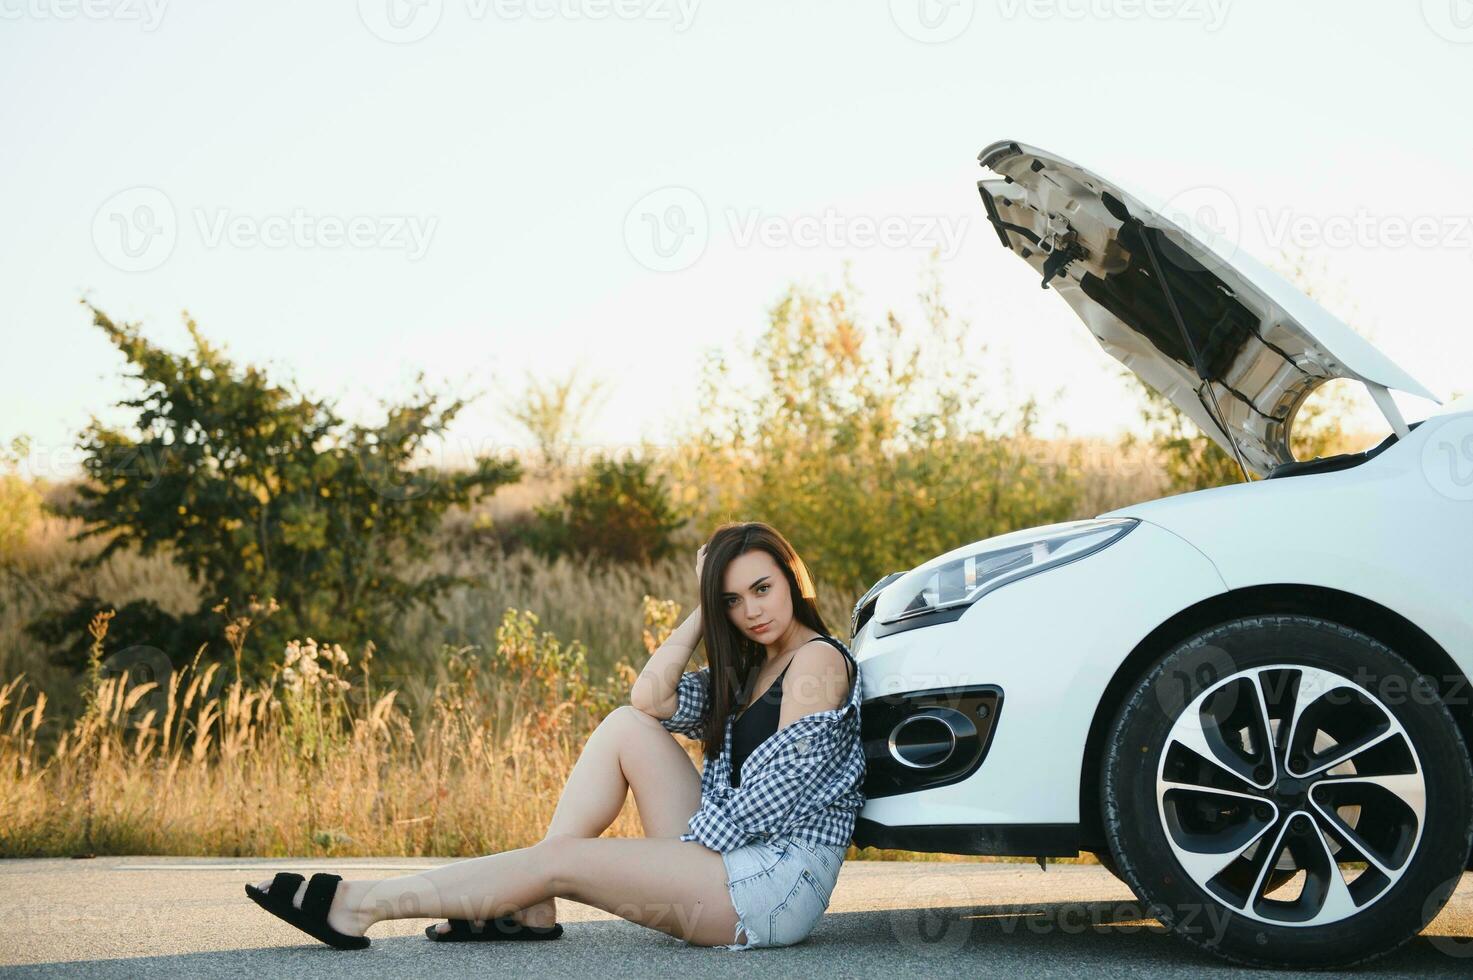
left=1131, top=218, right=1252, bottom=483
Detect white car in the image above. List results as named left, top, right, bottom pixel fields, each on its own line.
left=848, top=140, right=1473, bottom=968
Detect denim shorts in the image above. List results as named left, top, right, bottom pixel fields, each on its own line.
left=718, top=833, right=847, bottom=950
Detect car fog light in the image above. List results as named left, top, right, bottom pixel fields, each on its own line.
left=889, top=713, right=959, bottom=769
left=861, top=686, right=1002, bottom=798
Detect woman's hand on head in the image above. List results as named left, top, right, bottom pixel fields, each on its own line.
left=695, top=543, right=708, bottom=587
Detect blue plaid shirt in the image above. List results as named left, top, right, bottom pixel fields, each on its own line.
left=657, top=635, right=866, bottom=853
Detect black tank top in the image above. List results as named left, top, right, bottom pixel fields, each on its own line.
left=728, top=635, right=855, bottom=788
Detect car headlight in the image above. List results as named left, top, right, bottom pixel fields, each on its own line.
left=874, top=518, right=1138, bottom=627
left=851, top=570, right=906, bottom=637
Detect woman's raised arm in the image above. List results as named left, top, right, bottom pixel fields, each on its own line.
left=630, top=606, right=704, bottom=718
left=632, top=544, right=709, bottom=717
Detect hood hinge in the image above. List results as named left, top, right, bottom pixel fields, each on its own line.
left=1038, top=217, right=1084, bottom=290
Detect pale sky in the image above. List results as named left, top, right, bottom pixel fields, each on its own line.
left=3, top=0, right=1470, bottom=479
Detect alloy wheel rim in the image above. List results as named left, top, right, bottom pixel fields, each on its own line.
left=1154, top=663, right=1426, bottom=927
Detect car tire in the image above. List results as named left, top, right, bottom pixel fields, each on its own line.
left=1102, top=614, right=1473, bottom=968
left=1094, top=846, right=1298, bottom=894
left=1092, top=849, right=1125, bottom=883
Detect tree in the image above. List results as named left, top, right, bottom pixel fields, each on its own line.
left=668, top=264, right=1080, bottom=592
left=0, top=436, right=40, bottom=565
left=33, top=303, right=522, bottom=674
left=502, top=364, right=609, bottom=475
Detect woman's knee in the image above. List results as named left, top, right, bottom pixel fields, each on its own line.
left=582, top=705, right=637, bottom=749
left=612, top=703, right=667, bottom=729
left=605, top=705, right=676, bottom=746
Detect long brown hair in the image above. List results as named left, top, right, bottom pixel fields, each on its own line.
left=695, top=521, right=830, bottom=760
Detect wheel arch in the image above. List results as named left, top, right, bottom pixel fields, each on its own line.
left=1077, top=583, right=1473, bottom=862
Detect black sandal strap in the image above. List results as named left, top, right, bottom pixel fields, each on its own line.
left=427, top=917, right=565, bottom=942
left=267, top=872, right=305, bottom=910
left=450, top=918, right=490, bottom=937
left=301, top=873, right=342, bottom=923
left=244, top=870, right=370, bottom=950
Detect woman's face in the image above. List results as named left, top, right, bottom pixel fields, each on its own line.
left=720, top=548, right=794, bottom=644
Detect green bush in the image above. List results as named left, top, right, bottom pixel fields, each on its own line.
left=31, top=303, right=522, bottom=675
left=529, top=453, right=686, bottom=564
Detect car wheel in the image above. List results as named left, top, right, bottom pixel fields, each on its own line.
left=1094, top=846, right=1298, bottom=894
left=1103, top=614, right=1473, bottom=968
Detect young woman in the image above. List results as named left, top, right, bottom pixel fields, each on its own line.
left=245, top=520, right=865, bottom=951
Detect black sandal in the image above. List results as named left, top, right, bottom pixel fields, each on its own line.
left=425, top=917, right=565, bottom=942
left=244, top=871, right=371, bottom=950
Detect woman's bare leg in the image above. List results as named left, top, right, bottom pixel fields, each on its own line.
left=270, top=834, right=740, bottom=945
left=505, top=704, right=704, bottom=927
left=547, top=704, right=704, bottom=839
left=252, top=706, right=719, bottom=939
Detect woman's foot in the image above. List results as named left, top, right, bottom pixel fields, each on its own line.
left=252, top=876, right=376, bottom=938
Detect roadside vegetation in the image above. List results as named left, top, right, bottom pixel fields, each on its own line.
left=0, top=262, right=1373, bottom=860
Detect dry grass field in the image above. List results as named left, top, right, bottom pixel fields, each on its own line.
left=0, top=438, right=1171, bottom=863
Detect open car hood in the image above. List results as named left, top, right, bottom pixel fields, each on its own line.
left=977, top=140, right=1439, bottom=478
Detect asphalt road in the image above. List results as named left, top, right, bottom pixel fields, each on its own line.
left=1, top=857, right=1470, bottom=977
